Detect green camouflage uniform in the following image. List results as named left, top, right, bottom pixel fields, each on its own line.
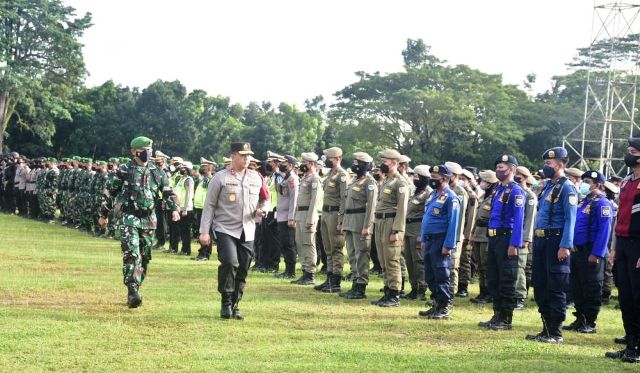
left=58, top=168, right=69, bottom=221
left=68, top=168, right=81, bottom=225
left=102, top=160, right=177, bottom=287
left=38, top=167, right=59, bottom=219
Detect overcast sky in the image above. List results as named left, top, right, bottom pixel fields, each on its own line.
left=66, top=0, right=597, bottom=107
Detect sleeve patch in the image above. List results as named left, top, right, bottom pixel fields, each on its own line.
left=528, top=199, right=535, bottom=206
left=340, top=176, right=346, bottom=182
left=601, top=206, right=611, bottom=217
left=398, top=187, right=406, bottom=194
left=367, top=184, right=375, bottom=191
left=452, top=199, right=460, bottom=210
left=515, top=195, right=524, bottom=207
left=568, top=194, right=578, bottom=206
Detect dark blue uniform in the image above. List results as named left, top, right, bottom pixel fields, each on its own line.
left=487, top=181, right=525, bottom=319
left=531, top=177, right=578, bottom=336
left=421, top=186, right=460, bottom=306
left=568, top=191, right=612, bottom=331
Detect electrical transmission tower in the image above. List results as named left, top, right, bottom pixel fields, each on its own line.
left=563, top=1, right=640, bottom=176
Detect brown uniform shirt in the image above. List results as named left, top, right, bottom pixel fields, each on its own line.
left=375, top=171, right=409, bottom=233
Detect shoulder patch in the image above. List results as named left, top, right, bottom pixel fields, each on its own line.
left=568, top=193, right=578, bottom=206
left=452, top=199, right=460, bottom=210
left=367, top=184, right=375, bottom=191
left=340, top=176, right=346, bottom=182
left=398, top=187, right=406, bottom=194
left=515, top=195, right=524, bottom=207
left=312, top=183, right=318, bottom=189
left=528, top=199, right=535, bottom=206
left=601, top=205, right=611, bottom=217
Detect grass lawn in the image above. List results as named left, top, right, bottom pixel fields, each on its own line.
left=0, top=213, right=636, bottom=372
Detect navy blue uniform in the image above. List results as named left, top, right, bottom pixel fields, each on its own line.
left=531, top=177, right=577, bottom=330
left=421, top=187, right=460, bottom=305
left=569, top=191, right=612, bottom=329
left=487, top=181, right=525, bottom=315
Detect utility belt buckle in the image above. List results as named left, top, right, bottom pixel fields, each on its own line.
left=535, top=229, right=546, bottom=238
left=488, top=229, right=497, bottom=237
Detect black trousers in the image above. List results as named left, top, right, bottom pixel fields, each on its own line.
left=216, top=231, right=254, bottom=298
left=6, top=185, right=16, bottom=213
left=155, top=201, right=167, bottom=245
left=172, top=211, right=193, bottom=254
left=277, top=221, right=296, bottom=266
left=570, top=243, right=604, bottom=323
left=532, top=233, right=570, bottom=323
left=195, top=208, right=212, bottom=258
left=254, top=221, right=264, bottom=265
left=487, top=234, right=519, bottom=312
left=262, top=212, right=281, bottom=269
left=615, top=236, right=640, bottom=342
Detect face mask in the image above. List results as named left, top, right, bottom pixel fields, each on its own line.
left=265, top=164, right=274, bottom=172
left=579, top=182, right=591, bottom=197
left=373, top=174, right=381, bottom=181
left=624, top=153, right=640, bottom=167
left=429, top=179, right=442, bottom=190
left=514, top=175, right=522, bottom=183
left=532, top=182, right=540, bottom=190
left=479, top=181, right=489, bottom=190
left=542, top=165, right=556, bottom=179
left=136, top=149, right=150, bottom=163
left=180, top=169, right=187, bottom=175
left=414, top=176, right=429, bottom=191
left=457, top=179, right=466, bottom=188
left=325, top=159, right=334, bottom=169
left=495, top=170, right=509, bottom=182
left=169, top=165, right=176, bottom=173
left=379, top=163, right=390, bottom=174
left=299, top=164, right=309, bottom=173
left=279, top=164, right=288, bottom=173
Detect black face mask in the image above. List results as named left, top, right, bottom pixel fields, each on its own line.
left=136, top=149, right=150, bottom=163
left=429, top=179, right=442, bottom=190
left=514, top=175, right=522, bottom=184
left=299, top=164, right=309, bottom=173
left=379, top=163, right=390, bottom=174
left=279, top=164, right=288, bottom=173
left=413, top=176, right=429, bottom=191
left=624, top=153, right=640, bottom=168
left=373, top=174, right=381, bottom=181
left=180, top=169, right=187, bottom=175
left=108, top=165, right=114, bottom=170
left=264, top=164, right=273, bottom=172
left=325, top=159, right=334, bottom=169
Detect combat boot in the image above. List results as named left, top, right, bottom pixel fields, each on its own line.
left=478, top=312, right=499, bottom=328
left=127, top=283, right=142, bottom=309
left=489, top=310, right=513, bottom=331
left=275, top=263, right=296, bottom=279
left=399, top=276, right=406, bottom=296
left=536, top=319, right=563, bottom=344
left=231, top=293, right=244, bottom=320
left=417, top=285, right=427, bottom=301
left=401, top=287, right=418, bottom=300
left=378, top=289, right=400, bottom=307
left=428, top=302, right=451, bottom=320
left=577, top=316, right=597, bottom=334
left=455, top=284, right=469, bottom=298
left=339, top=280, right=357, bottom=298
left=371, top=287, right=389, bottom=305
left=525, top=317, right=550, bottom=341
left=562, top=312, right=584, bottom=331
left=343, top=283, right=367, bottom=300
left=322, top=273, right=341, bottom=293
left=313, top=274, right=331, bottom=291
left=418, top=304, right=437, bottom=317
left=295, top=271, right=315, bottom=285
left=514, top=298, right=525, bottom=310
left=220, top=293, right=233, bottom=319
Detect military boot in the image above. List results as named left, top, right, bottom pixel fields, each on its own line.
left=418, top=303, right=437, bottom=317
left=577, top=315, right=597, bottom=334
left=127, top=283, right=142, bottom=309
left=525, top=316, right=550, bottom=341
left=371, top=287, right=389, bottom=305
left=536, top=318, right=563, bottom=344
left=378, top=289, right=400, bottom=307
left=343, top=283, right=367, bottom=300
left=417, top=285, right=427, bottom=301
left=401, top=287, right=418, bottom=300
left=478, top=312, right=499, bottom=328
left=339, top=281, right=357, bottom=298
left=231, top=293, right=244, bottom=320
left=562, top=312, right=585, bottom=331
left=399, top=276, right=406, bottom=296
left=455, top=284, right=469, bottom=298
left=313, top=274, right=331, bottom=291
left=489, top=310, right=513, bottom=331
left=428, top=302, right=451, bottom=320
left=220, top=293, right=233, bottom=319
left=322, top=273, right=341, bottom=293
left=295, top=271, right=315, bottom=285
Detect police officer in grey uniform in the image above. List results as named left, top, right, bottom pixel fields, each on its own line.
left=340, top=152, right=377, bottom=299
left=199, top=142, right=268, bottom=320
left=274, top=155, right=300, bottom=279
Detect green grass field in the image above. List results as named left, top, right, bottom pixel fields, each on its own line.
left=0, top=213, right=636, bottom=372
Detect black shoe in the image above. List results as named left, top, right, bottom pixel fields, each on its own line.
left=488, top=311, right=513, bottom=331
left=470, top=294, right=492, bottom=304
left=428, top=304, right=451, bottom=320
left=562, top=313, right=585, bottom=331
left=535, top=335, right=564, bottom=344
left=322, top=274, right=341, bottom=293
left=479, top=314, right=498, bottom=328
left=402, top=288, right=418, bottom=300
left=455, top=288, right=469, bottom=298
left=313, top=276, right=331, bottom=291
left=295, top=272, right=315, bottom=285
left=378, top=290, right=400, bottom=307
left=371, top=287, right=388, bottom=305
left=342, top=283, right=367, bottom=300
left=127, top=283, right=142, bottom=308
left=525, top=332, right=545, bottom=341
left=220, top=293, right=233, bottom=319
left=514, top=299, right=525, bottom=310
left=576, top=324, right=597, bottom=334
left=178, top=251, right=190, bottom=256
left=615, top=336, right=627, bottom=345
left=621, top=349, right=640, bottom=363
left=606, top=348, right=629, bottom=359
left=418, top=307, right=436, bottom=317
left=232, top=307, right=244, bottom=320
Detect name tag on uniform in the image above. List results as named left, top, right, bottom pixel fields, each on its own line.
left=383, top=188, right=392, bottom=194
left=483, top=204, right=491, bottom=211
left=412, top=199, right=421, bottom=205
left=328, top=182, right=336, bottom=188
left=352, top=186, right=361, bottom=192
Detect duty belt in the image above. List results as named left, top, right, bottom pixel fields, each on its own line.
left=475, top=220, right=488, bottom=228
left=572, top=243, right=593, bottom=252
left=375, top=212, right=396, bottom=219
left=322, top=205, right=340, bottom=213
left=345, top=208, right=366, bottom=214
left=406, top=217, right=423, bottom=224
left=123, top=208, right=153, bottom=218
left=535, top=228, right=562, bottom=238
left=297, top=206, right=309, bottom=211
left=487, top=228, right=512, bottom=237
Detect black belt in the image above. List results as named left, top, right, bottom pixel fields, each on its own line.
left=487, top=228, right=512, bottom=237
left=535, top=228, right=563, bottom=238
left=346, top=208, right=366, bottom=214
left=297, top=206, right=309, bottom=211
left=573, top=243, right=593, bottom=252
left=475, top=220, right=488, bottom=228
left=425, top=233, right=446, bottom=240
left=406, top=217, right=423, bottom=223
left=375, top=212, right=396, bottom=219
left=323, top=205, right=340, bottom=212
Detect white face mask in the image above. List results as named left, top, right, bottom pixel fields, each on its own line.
left=457, top=180, right=466, bottom=188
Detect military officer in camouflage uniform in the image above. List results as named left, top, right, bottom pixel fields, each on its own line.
left=91, top=161, right=110, bottom=236
left=99, top=136, right=180, bottom=308
left=292, top=152, right=323, bottom=286
left=340, top=152, right=377, bottom=299
left=315, top=147, right=350, bottom=293
left=37, top=158, right=59, bottom=222
left=370, top=149, right=409, bottom=307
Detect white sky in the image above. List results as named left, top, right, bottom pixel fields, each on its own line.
left=66, top=0, right=598, bottom=107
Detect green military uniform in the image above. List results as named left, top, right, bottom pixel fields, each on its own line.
left=38, top=159, right=59, bottom=221
left=373, top=149, right=409, bottom=307
left=294, top=155, right=323, bottom=281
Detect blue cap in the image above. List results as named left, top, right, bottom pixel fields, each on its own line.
left=581, top=170, right=605, bottom=184
left=284, top=155, right=298, bottom=166
left=494, top=154, right=518, bottom=167
left=629, top=137, right=640, bottom=151
left=542, top=147, right=568, bottom=160
left=430, top=164, right=451, bottom=177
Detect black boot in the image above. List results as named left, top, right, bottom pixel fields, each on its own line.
left=343, top=283, right=367, bottom=300
left=470, top=286, right=491, bottom=304
left=220, top=293, right=233, bottom=319
left=418, top=301, right=437, bottom=317
left=536, top=318, right=563, bottom=344
left=526, top=316, right=550, bottom=341
left=402, top=287, right=418, bottom=300
left=295, top=271, right=315, bottom=285
left=514, top=298, right=525, bottom=310
left=577, top=315, right=597, bottom=334
left=607, top=336, right=639, bottom=362
left=428, top=302, right=451, bottom=320
left=127, top=283, right=142, bottom=308
left=275, top=263, right=296, bottom=279
left=371, top=287, right=389, bottom=305
left=399, top=276, right=406, bottom=296
left=562, top=312, right=585, bottom=331
left=231, top=293, right=244, bottom=320
left=322, top=273, right=341, bottom=293
left=339, top=281, right=357, bottom=298
left=489, top=310, right=513, bottom=331
left=378, top=289, right=400, bottom=307
left=455, top=284, right=468, bottom=298
left=615, top=336, right=628, bottom=345
left=417, top=285, right=427, bottom=301
left=313, top=274, right=331, bottom=291
left=478, top=312, right=499, bottom=328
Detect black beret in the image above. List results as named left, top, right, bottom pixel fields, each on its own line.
left=629, top=137, right=640, bottom=151
left=494, top=154, right=518, bottom=167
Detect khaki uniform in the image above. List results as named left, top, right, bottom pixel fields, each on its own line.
left=458, top=185, right=478, bottom=290
left=295, top=172, right=323, bottom=274
left=397, top=172, right=414, bottom=278
left=343, top=174, right=377, bottom=284
left=471, top=193, right=493, bottom=293
left=320, top=167, right=350, bottom=275
left=450, top=183, right=468, bottom=294
left=404, top=188, right=431, bottom=290
left=374, top=172, right=409, bottom=291
left=516, top=186, right=537, bottom=299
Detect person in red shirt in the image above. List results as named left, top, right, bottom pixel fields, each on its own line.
left=606, top=137, right=640, bottom=363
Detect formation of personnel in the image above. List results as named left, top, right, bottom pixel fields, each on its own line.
left=2, top=137, right=640, bottom=364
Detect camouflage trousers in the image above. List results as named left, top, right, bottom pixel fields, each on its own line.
left=38, top=192, right=57, bottom=218
left=121, top=225, right=154, bottom=286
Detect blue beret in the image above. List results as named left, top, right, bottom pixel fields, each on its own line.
left=542, top=147, right=568, bottom=160
left=581, top=170, right=605, bottom=184
left=430, top=164, right=451, bottom=177
left=494, top=154, right=518, bottom=167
